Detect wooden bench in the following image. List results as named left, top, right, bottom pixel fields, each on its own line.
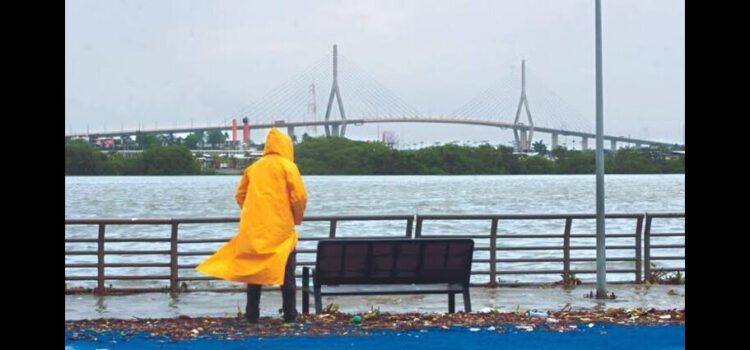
left=302, top=238, right=474, bottom=314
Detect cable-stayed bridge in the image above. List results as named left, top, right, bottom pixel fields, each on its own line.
left=66, top=45, right=680, bottom=151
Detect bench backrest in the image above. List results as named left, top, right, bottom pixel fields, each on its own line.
left=314, top=238, right=474, bottom=285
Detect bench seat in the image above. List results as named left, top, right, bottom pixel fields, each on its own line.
left=301, top=238, right=474, bottom=314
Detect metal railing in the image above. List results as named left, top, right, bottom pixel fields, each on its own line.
left=643, top=212, right=686, bottom=280
left=65, top=213, right=684, bottom=295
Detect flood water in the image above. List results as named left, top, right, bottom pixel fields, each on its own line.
left=65, top=174, right=685, bottom=288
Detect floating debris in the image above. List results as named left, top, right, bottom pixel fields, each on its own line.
left=65, top=308, right=685, bottom=342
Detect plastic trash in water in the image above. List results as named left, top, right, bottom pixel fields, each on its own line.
left=526, top=310, right=549, bottom=318
left=516, top=325, right=534, bottom=332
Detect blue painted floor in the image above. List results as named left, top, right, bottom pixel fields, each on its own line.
left=65, top=324, right=685, bottom=350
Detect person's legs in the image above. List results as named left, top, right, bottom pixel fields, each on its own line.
left=281, top=250, right=297, bottom=322
left=246, top=284, right=261, bottom=323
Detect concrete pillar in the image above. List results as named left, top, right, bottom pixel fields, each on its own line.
left=519, top=130, right=528, bottom=151
left=552, top=133, right=559, bottom=150
left=287, top=126, right=295, bottom=142
left=635, top=143, right=641, bottom=149
left=610, top=139, right=617, bottom=151
left=582, top=136, right=588, bottom=151
left=331, top=124, right=340, bottom=137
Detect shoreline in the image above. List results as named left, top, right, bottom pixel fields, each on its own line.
left=66, top=309, right=684, bottom=341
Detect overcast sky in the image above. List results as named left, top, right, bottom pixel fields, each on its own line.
left=65, top=0, right=684, bottom=148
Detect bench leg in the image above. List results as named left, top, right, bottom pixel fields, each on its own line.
left=462, top=284, right=472, bottom=312
left=302, top=267, right=310, bottom=314
left=448, top=292, right=455, bottom=313
left=314, top=284, right=322, bottom=314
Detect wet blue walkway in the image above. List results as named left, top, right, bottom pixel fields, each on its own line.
left=65, top=324, right=685, bottom=350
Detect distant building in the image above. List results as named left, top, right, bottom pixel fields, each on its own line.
left=93, top=138, right=116, bottom=149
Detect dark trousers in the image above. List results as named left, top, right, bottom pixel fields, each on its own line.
left=246, top=250, right=296, bottom=322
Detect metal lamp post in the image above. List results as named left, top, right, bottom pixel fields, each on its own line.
left=594, top=0, right=607, bottom=299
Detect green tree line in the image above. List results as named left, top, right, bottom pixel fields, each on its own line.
left=66, top=135, right=683, bottom=176
left=65, top=140, right=202, bottom=175
left=295, top=136, right=684, bottom=175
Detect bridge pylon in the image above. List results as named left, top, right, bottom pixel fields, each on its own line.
left=324, top=44, right=347, bottom=137
left=512, top=60, right=535, bottom=152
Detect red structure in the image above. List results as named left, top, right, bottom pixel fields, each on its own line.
left=242, top=117, right=250, bottom=144
left=232, top=119, right=237, bottom=142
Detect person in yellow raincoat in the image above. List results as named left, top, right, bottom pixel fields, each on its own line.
left=196, top=128, right=307, bottom=323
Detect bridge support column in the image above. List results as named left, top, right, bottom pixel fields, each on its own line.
left=519, top=130, right=528, bottom=152
left=610, top=139, right=617, bottom=151
left=582, top=136, right=588, bottom=151
left=324, top=44, right=347, bottom=139
left=331, top=124, right=340, bottom=137
left=635, top=142, right=641, bottom=149
left=287, top=126, right=296, bottom=142
left=552, top=133, right=559, bottom=150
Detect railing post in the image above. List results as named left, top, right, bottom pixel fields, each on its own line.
left=329, top=219, right=337, bottom=238
left=170, top=221, right=179, bottom=294
left=634, top=216, right=644, bottom=283
left=562, top=218, right=572, bottom=285
left=488, top=218, right=498, bottom=288
left=415, top=217, right=423, bottom=238
left=644, top=214, right=653, bottom=282
left=96, top=224, right=106, bottom=295
left=406, top=216, right=414, bottom=238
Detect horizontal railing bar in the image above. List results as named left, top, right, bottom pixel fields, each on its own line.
left=650, top=245, right=685, bottom=249
left=65, top=251, right=97, bottom=255
left=105, top=250, right=171, bottom=255
left=100, top=275, right=171, bottom=280
left=65, top=264, right=98, bottom=268
left=418, top=213, right=644, bottom=220
left=419, top=235, right=490, bottom=239
left=178, top=239, right=230, bottom=244
left=495, top=245, right=635, bottom=251
left=497, top=258, right=562, bottom=263
left=105, top=263, right=171, bottom=267
left=104, top=238, right=171, bottom=243
left=496, top=270, right=563, bottom=274
left=567, top=269, right=637, bottom=274
left=497, top=269, right=635, bottom=274
left=496, top=234, right=561, bottom=239
left=316, top=236, right=412, bottom=240
left=178, top=276, right=219, bottom=281
left=177, top=251, right=213, bottom=256
left=495, top=257, right=636, bottom=263
left=569, top=257, right=636, bottom=262
left=649, top=233, right=685, bottom=237
left=66, top=213, right=661, bottom=226
left=63, top=215, right=410, bottom=225
left=65, top=218, right=176, bottom=225
left=495, top=246, right=562, bottom=251
left=645, top=213, right=685, bottom=218
left=303, top=215, right=415, bottom=221
left=64, top=276, right=98, bottom=280
left=65, top=263, right=172, bottom=268
left=567, top=234, right=636, bottom=238
left=493, top=234, right=635, bottom=239
left=649, top=256, right=685, bottom=260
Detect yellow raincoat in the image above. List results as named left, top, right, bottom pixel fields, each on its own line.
left=196, top=128, right=307, bottom=285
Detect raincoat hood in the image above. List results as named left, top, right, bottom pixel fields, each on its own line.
left=263, top=128, right=294, bottom=161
